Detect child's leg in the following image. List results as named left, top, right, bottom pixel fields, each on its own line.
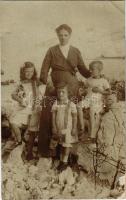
left=57, top=146, right=71, bottom=171
left=78, top=106, right=84, bottom=138
left=90, top=111, right=100, bottom=139
left=90, top=110, right=97, bottom=139
left=26, top=131, right=36, bottom=160
left=95, top=113, right=101, bottom=137
left=10, top=123, right=22, bottom=143
left=61, top=146, right=70, bottom=163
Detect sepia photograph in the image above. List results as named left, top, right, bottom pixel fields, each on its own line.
left=0, top=1, right=126, bottom=199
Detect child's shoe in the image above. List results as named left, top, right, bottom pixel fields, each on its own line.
left=26, top=153, right=34, bottom=161
left=57, top=161, right=68, bottom=172
left=15, top=141, right=22, bottom=147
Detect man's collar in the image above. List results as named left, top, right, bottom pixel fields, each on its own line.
left=59, top=43, right=70, bottom=48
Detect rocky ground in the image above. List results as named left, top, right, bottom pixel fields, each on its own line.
left=2, top=87, right=126, bottom=199
left=2, top=140, right=125, bottom=200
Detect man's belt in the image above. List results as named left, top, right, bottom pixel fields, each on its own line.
left=52, top=68, right=77, bottom=76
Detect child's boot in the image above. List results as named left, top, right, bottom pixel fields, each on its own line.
left=57, top=161, right=68, bottom=172
left=26, top=131, right=36, bottom=161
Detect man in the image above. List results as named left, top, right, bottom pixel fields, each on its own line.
left=40, top=24, right=90, bottom=97
left=39, top=24, right=90, bottom=157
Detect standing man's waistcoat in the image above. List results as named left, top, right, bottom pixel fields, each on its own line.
left=40, top=45, right=90, bottom=84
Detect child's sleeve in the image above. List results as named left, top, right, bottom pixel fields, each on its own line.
left=103, top=79, right=110, bottom=90
left=11, top=83, right=21, bottom=101
left=51, top=101, right=57, bottom=112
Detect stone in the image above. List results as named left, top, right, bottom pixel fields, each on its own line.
left=58, top=167, right=76, bottom=186
left=37, top=157, right=52, bottom=172
left=96, top=187, right=110, bottom=198
left=6, top=180, right=15, bottom=193
left=77, top=143, right=94, bottom=173
left=110, top=189, right=124, bottom=198
left=3, top=140, right=16, bottom=152
left=48, top=187, right=61, bottom=199
left=28, top=165, right=38, bottom=177
left=7, top=144, right=25, bottom=166
left=42, top=189, right=50, bottom=199
left=74, top=176, right=96, bottom=199
left=13, top=188, right=29, bottom=200
left=40, top=180, right=49, bottom=189
left=117, top=191, right=126, bottom=199
left=117, top=174, right=126, bottom=187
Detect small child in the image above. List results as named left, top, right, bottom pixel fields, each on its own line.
left=10, top=62, right=45, bottom=160
left=50, top=82, right=78, bottom=171
left=78, top=61, right=110, bottom=142
left=97, top=91, right=126, bottom=185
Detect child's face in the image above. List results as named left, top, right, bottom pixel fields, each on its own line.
left=57, top=87, right=68, bottom=102
left=24, top=67, right=34, bottom=80
left=90, top=64, right=101, bottom=78
left=106, top=94, right=117, bottom=107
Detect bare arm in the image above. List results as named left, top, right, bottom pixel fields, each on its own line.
left=11, top=93, right=21, bottom=103
left=77, top=50, right=91, bottom=78
left=11, top=85, right=23, bottom=103
left=71, top=112, right=77, bottom=136
left=92, top=87, right=111, bottom=95
left=72, top=113, right=77, bottom=130
left=77, top=106, right=84, bottom=131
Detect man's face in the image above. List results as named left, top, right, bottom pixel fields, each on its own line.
left=57, top=29, right=71, bottom=46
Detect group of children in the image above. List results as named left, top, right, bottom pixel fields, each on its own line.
left=10, top=60, right=112, bottom=169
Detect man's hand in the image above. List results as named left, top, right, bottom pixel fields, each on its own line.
left=76, top=72, right=85, bottom=82
left=39, top=84, right=46, bottom=97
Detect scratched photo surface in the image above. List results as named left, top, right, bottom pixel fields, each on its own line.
left=1, top=1, right=126, bottom=199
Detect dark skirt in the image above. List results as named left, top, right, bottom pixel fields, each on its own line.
left=38, top=86, right=56, bottom=157
left=51, top=70, right=79, bottom=98
left=38, top=71, right=79, bottom=157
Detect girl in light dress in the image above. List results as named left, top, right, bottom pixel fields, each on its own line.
left=10, top=62, right=45, bottom=160
left=50, top=82, right=78, bottom=171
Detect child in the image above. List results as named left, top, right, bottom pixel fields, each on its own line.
left=10, top=62, right=45, bottom=160
left=50, top=82, right=78, bottom=171
left=78, top=61, right=110, bottom=142
left=97, top=91, right=126, bottom=186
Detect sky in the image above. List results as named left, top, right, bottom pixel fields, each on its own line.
left=0, top=1, right=125, bottom=81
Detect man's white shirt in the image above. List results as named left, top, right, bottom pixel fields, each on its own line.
left=59, top=43, right=70, bottom=58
